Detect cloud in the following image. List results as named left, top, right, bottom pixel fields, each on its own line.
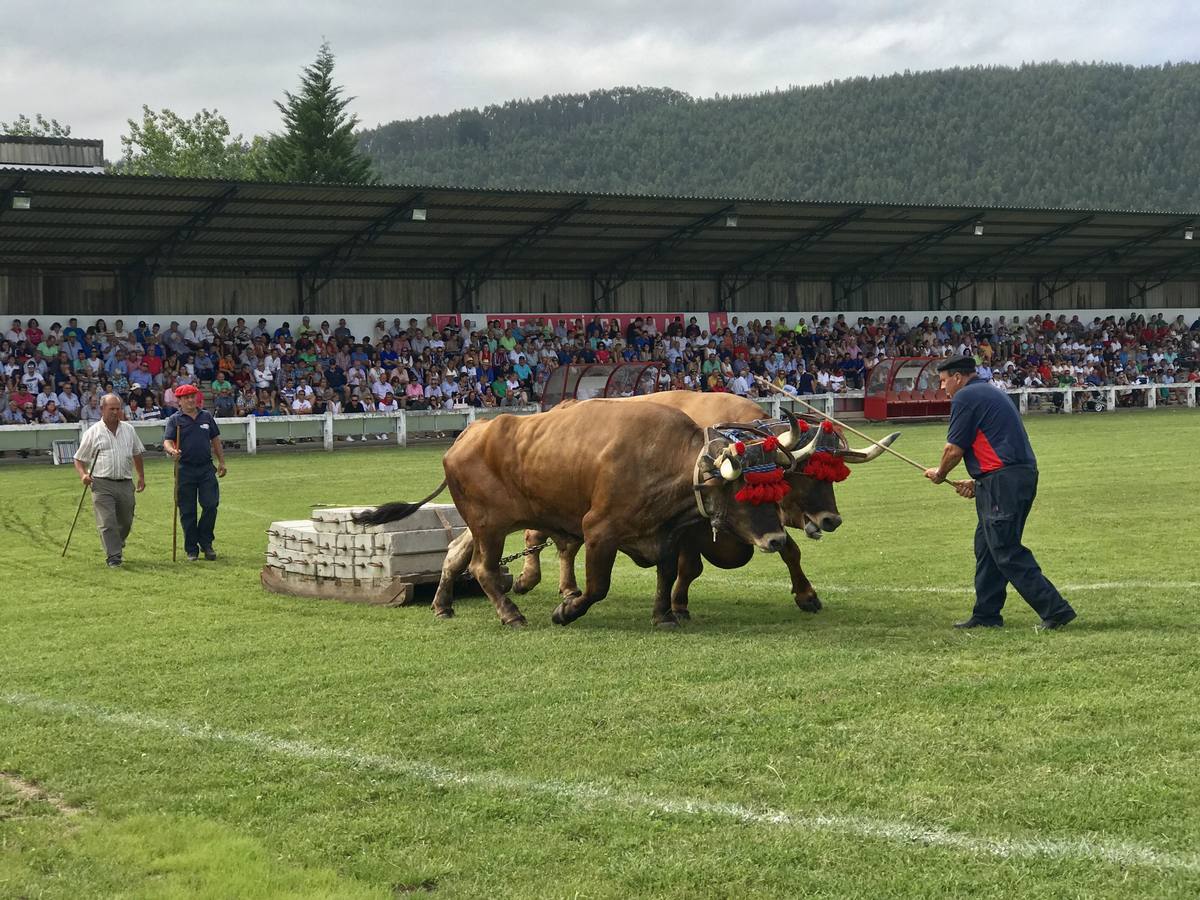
left=1, top=1, right=1196, bottom=158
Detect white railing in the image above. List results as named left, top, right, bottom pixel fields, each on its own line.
left=1003, top=382, right=1197, bottom=414
left=0, top=385, right=1192, bottom=457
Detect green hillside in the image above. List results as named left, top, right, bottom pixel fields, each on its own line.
left=358, top=62, right=1200, bottom=210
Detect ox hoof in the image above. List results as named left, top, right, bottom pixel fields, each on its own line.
left=551, top=602, right=576, bottom=626
left=672, top=608, right=691, bottom=622
left=433, top=607, right=456, bottom=619
left=654, top=618, right=680, bottom=630
left=504, top=615, right=528, bottom=629
left=796, top=595, right=823, bottom=613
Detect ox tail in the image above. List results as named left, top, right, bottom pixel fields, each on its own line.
left=353, top=480, right=448, bottom=526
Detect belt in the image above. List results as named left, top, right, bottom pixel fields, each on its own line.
left=94, top=476, right=132, bottom=482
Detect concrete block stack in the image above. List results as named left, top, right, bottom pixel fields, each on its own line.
left=264, top=504, right=468, bottom=587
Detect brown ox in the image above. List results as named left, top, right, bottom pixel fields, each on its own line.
left=515, top=391, right=898, bottom=618
left=353, top=399, right=796, bottom=628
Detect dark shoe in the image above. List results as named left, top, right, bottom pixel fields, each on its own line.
left=954, top=616, right=1003, bottom=629
left=202, top=547, right=217, bottom=561
left=1036, top=609, right=1077, bottom=631
left=186, top=552, right=200, bottom=562
left=106, top=557, right=122, bottom=568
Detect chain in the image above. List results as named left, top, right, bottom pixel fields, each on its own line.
left=498, top=537, right=555, bottom=567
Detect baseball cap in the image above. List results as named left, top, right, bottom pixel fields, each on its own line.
left=936, top=356, right=977, bottom=375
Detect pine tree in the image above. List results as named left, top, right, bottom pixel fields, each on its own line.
left=261, top=42, right=374, bottom=184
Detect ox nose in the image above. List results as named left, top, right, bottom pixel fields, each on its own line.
left=818, top=513, right=843, bottom=533
left=766, top=534, right=788, bottom=553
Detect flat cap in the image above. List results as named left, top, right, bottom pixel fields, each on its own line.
left=936, top=355, right=978, bottom=375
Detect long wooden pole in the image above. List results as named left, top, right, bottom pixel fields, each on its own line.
left=62, top=448, right=101, bottom=557
left=172, top=455, right=180, bottom=562
left=753, top=376, right=968, bottom=489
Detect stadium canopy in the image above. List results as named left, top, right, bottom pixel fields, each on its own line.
left=3, top=169, right=1200, bottom=310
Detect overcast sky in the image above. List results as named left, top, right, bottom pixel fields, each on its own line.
left=2, top=1, right=1196, bottom=157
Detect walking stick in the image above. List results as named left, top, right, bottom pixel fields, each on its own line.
left=62, top=447, right=101, bottom=557
left=172, top=453, right=180, bottom=562
left=753, top=376, right=970, bottom=491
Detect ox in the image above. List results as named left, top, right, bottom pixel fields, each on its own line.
left=515, top=391, right=898, bottom=618
left=353, top=399, right=798, bottom=628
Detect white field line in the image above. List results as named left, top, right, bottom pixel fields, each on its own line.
left=3, top=691, right=1198, bottom=874
left=744, top=580, right=1200, bottom=595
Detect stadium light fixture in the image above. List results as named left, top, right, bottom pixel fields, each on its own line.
left=973, top=220, right=984, bottom=237
left=410, top=208, right=427, bottom=222
left=10, top=191, right=31, bottom=210
left=725, top=213, right=739, bottom=228
left=1185, top=226, right=1194, bottom=240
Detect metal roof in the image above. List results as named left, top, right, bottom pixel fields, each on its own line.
left=2, top=171, right=1199, bottom=289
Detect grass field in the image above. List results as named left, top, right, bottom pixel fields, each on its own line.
left=1, top=409, right=1198, bottom=898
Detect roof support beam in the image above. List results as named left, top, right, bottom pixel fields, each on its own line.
left=935, top=216, right=1093, bottom=308
left=452, top=199, right=586, bottom=313
left=119, top=186, right=239, bottom=312
left=717, top=208, right=866, bottom=309
left=1031, top=219, right=1191, bottom=303
left=1126, top=244, right=1200, bottom=303
left=832, top=213, right=982, bottom=307
left=298, top=192, right=425, bottom=309
left=591, top=205, right=734, bottom=311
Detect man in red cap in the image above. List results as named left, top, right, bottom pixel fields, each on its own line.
left=163, top=383, right=227, bottom=561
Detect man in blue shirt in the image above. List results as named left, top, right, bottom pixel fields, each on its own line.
left=164, top=384, right=227, bottom=562
left=924, top=356, right=1076, bottom=631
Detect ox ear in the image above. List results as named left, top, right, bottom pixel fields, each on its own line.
left=842, top=431, right=901, bottom=463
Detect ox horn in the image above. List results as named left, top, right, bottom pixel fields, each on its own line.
left=841, top=431, right=902, bottom=463
left=776, top=409, right=806, bottom=450
left=717, top=447, right=743, bottom=481
left=777, top=410, right=819, bottom=465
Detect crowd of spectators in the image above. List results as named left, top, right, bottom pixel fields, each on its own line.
left=2, top=310, right=1198, bottom=430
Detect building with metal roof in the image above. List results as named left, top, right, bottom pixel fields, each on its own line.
left=2, top=169, right=1199, bottom=317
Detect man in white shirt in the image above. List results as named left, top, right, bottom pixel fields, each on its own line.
left=57, top=383, right=81, bottom=421
left=73, top=394, right=146, bottom=567
left=728, top=372, right=750, bottom=396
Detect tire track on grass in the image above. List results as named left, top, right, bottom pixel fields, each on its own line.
left=3, top=691, right=1198, bottom=875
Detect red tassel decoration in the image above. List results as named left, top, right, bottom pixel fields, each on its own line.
left=799, top=420, right=810, bottom=432
left=802, top=452, right=851, bottom=483
left=762, top=435, right=779, bottom=452
left=734, top=441, right=746, bottom=455
left=821, top=420, right=834, bottom=433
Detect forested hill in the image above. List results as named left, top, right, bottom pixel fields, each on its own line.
left=357, top=63, right=1200, bottom=211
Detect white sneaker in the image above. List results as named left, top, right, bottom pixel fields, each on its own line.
left=346, top=435, right=356, bottom=442
left=377, top=434, right=388, bottom=441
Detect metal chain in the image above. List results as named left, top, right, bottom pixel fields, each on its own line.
left=498, top=537, right=555, bottom=567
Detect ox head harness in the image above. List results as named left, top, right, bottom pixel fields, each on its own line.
left=693, top=412, right=813, bottom=530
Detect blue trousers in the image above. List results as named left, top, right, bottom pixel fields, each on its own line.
left=971, top=466, right=1073, bottom=624
left=178, top=464, right=219, bottom=554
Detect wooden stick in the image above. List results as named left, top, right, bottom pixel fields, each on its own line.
left=62, top=448, right=101, bottom=557
left=754, top=376, right=969, bottom=489
left=172, top=454, right=180, bottom=562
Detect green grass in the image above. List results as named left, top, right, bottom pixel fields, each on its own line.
left=1, top=410, right=1198, bottom=898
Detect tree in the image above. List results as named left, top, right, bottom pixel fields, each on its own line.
left=260, top=42, right=374, bottom=183
left=115, top=106, right=269, bottom=179
left=1, top=114, right=72, bottom=137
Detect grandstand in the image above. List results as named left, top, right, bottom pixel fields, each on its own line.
left=1, top=160, right=1197, bottom=456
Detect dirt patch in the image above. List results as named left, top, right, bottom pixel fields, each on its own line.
left=0, top=772, right=84, bottom=817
